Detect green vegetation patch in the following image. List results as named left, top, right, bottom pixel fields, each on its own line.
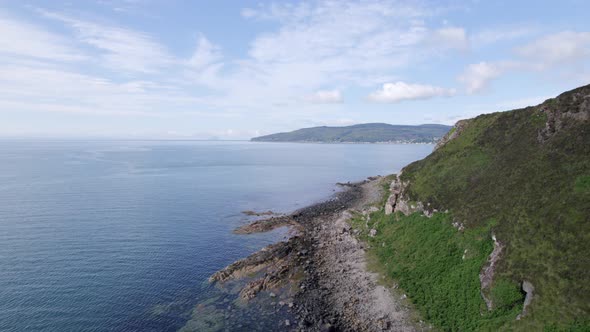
left=490, top=278, right=525, bottom=313
left=574, top=175, right=590, bottom=194
left=353, top=210, right=522, bottom=331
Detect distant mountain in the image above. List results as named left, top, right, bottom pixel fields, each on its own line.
left=251, top=123, right=451, bottom=143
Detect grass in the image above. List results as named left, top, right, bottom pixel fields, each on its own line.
left=351, top=209, right=523, bottom=331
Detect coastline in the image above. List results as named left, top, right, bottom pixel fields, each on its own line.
left=250, top=141, right=437, bottom=145
left=209, top=176, right=423, bottom=331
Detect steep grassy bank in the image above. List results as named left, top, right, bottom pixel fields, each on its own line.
left=354, top=85, right=590, bottom=331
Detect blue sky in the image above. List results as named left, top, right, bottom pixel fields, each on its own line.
left=1, top=0, right=589, bottom=139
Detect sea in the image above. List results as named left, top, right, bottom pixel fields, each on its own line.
left=0, top=140, right=432, bottom=331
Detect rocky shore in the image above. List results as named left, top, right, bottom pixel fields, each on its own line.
left=209, top=177, right=419, bottom=331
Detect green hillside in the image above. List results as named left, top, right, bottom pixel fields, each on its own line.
left=251, top=123, right=450, bottom=143
left=355, top=84, right=590, bottom=330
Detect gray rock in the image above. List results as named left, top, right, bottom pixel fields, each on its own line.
left=517, top=281, right=535, bottom=320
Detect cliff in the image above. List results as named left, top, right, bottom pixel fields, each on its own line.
left=367, top=84, right=590, bottom=331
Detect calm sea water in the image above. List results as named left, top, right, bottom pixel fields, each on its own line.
left=0, top=140, right=432, bottom=332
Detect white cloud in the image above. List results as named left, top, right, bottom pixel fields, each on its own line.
left=240, top=3, right=313, bottom=22
left=197, top=1, right=466, bottom=110
left=516, top=31, right=590, bottom=68
left=0, top=1, right=469, bottom=124
left=4, top=1, right=549, bottom=137
left=458, top=62, right=503, bottom=94
left=459, top=31, right=590, bottom=94
left=0, top=14, right=86, bottom=62
left=188, top=34, right=222, bottom=69
left=431, top=27, right=469, bottom=50
left=306, top=90, right=343, bottom=103
left=471, top=25, right=537, bottom=47
left=368, top=82, right=456, bottom=103
left=39, top=10, right=175, bottom=73
left=0, top=62, right=211, bottom=117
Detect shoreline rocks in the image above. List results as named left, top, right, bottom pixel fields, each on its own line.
left=234, top=216, right=298, bottom=234
left=209, top=177, right=418, bottom=331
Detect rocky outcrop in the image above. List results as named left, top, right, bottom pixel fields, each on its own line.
left=234, top=216, right=297, bottom=234
left=241, top=210, right=279, bottom=217
left=516, top=281, right=535, bottom=320
left=435, top=119, right=470, bottom=150
left=396, top=199, right=424, bottom=216
left=384, top=176, right=402, bottom=215
left=479, top=234, right=504, bottom=310
left=537, top=87, right=590, bottom=143
left=384, top=175, right=428, bottom=217
left=239, top=260, right=292, bottom=300
left=209, top=241, right=293, bottom=283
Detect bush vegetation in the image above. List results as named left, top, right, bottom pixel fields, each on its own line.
left=352, top=210, right=523, bottom=331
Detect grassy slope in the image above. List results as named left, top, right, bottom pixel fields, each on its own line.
left=356, top=86, right=590, bottom=331
left=352, top=210, right=524, bottom=331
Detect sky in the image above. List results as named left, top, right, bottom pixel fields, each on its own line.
left=1, top=0, right=589, bottom=139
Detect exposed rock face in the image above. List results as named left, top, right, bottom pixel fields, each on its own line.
left=434, top=119, right=470, bottom=150
left=384, top=198, right=394, bottom=215
left=396, top=199, right=424, bottom=216
left=479, top=234, right=504, bottom=310
left=384, top=177, right=402, bottom=215
left=537, top=90, right=590, bottom=143
left=517, top=281, right=535, bottom=320
left=384, top=174, right=427, bottom=217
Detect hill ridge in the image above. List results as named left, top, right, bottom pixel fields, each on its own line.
left=362, top=83, right=590, bottom=330
left=251, top=123, right=451, bottom=143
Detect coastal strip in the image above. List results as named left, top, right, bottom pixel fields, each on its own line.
left=210, top=177, right=421, bottom=331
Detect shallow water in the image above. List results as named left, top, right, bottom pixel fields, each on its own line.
left=0, top=140, right=432, bottom=331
